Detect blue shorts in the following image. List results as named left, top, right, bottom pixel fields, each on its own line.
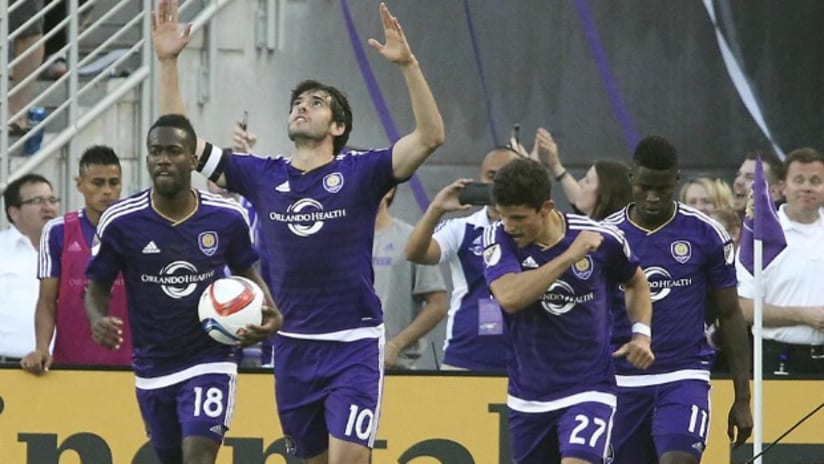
left=612, top=379, right=711, bottom=463
left=274, top=335, right=383, bottom=459
left=509, top=401, right=615, bottom=464
left=135, top=372, right=237, bottom=454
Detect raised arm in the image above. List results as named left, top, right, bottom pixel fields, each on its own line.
left=405, top=179, right=472, bottom=264
left=531, top=128, right=582, bottom=208
left=367, top=3, right=444, bottom=180
left=152, top=1, right=213, bottom=174
left=712, top=287, right=753, bottom=447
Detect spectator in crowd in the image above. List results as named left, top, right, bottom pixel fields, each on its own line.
left=373, top=187, right=447, bottom=369
left=732, top=150, right=784, bottom=220
left=528, top=127, right=631, bottom=219
left=0, top=174, right=58, bottom=364
left=405, top=147, right=519, bottom=372
left=736, top=147, right=824, bottom=376
left=85, top=114, right=280, bottom=464
left=482, top=157, right=653, bottom=464
left=8, top=0, right=46, bottom=134
left=21, top=146, right=131, bottom=374
left=154, top=1, right=444, bottom=462
left=606, top=136, right=752, bottom=463
left=679, top=176, right=735, bottom=216
left=712, top=207, right=743, bottom=249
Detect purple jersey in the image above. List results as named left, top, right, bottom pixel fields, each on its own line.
left=223, top=148, right=396, bottom=338
left=39, top=209, right=96, bottom=278
left=483, top=213, right=639, bottom=408
left=87, top=189, right=258, bottom=377
left=606, top=203, right=736, bottom=376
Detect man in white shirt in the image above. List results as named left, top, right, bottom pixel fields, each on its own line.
left=0, top=174, right=59, bottom=364
left=736, top=148, right=824, bottom=376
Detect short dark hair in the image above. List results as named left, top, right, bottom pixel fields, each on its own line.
left=591, top=160, right=632, bottom=219
left=79, top=145, right=121, bottom=176
left=148, top=114, right=197, bottom=153
left=633, top=136, right=678, bottom=171
left=745, top=149, right=784, bottom=184
left=783, top=147, right=824, bottom=178
left=492, top=158, right=552, bottom=210
left=290, top=80, right=353, bottom=155
left=3, top=173, right=52, bottom=222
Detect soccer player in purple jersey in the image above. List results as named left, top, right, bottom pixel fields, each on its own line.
left=85, top=114, right=282, bottom=464
left=605, top=136, right=752, bottom=464
left=482, top=158, right=654, bottom=464
left=151, top=1, right=444, bottom=463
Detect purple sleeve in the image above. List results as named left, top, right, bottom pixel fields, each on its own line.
left=351, top=146, right=397, bottom=201
left=603, top=229, right=640, bottom=285
left=482, top=223, right=522, bottom=286
left=223, top=152, right=269, bottom=205
left=38, top=222, right=63, bottom=279
left=705, top=224, right=737, bottom=289
left=86, top=222, right=124, bottom=283
left=225, top=212, right=259, bottom=273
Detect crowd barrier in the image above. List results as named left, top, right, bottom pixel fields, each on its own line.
left=0, top=367, right=821, bottom=463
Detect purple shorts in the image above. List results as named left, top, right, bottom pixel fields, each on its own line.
left=135, top=372, right=237, bottom=452
left=611, top=379, right=711, bottom=463
left=508, top=401, right=615, bottom=464
left=273, top=335, right=383, bottom=459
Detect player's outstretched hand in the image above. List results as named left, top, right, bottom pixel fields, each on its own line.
left=20, top=349, right=53, bottom=375
left=237, top=304, right=283, bottom=347
left=728, top=399, right=753, bottom=448
left=612, top=337, right=654, bottom=370
left=152, top=0, right=192, bottom=61
left=367, top=3, right=415, bottom=66
left=91, top=316, right=124, bottom=350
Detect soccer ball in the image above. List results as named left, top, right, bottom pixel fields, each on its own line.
left=198, top=276, right=264, bottom=345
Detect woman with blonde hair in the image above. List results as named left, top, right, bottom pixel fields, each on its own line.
left=679, top=176, right=734, bottom=215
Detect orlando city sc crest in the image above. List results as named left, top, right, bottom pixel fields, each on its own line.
left=198, top=231, right=219, bottom=256
left=323, top=172, right=344, bottom=193
left=670, top=240, right=692, bottom=263
left=572, top=256, right=593, bottom=280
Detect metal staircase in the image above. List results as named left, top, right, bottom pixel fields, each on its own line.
left=1, top=0, right=237, bottom=223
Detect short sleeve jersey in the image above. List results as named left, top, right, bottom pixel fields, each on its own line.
left=86, top=189, right=258, bottom=377
left=223, top=147, right=396, bottom=337
left=606, top=203, right=736, bottom=375
left=483, top=213, right=638, bottom=404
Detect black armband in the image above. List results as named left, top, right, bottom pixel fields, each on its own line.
left=197, top=142, right=230, bottom=182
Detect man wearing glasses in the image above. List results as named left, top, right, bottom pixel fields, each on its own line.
left=0, top=174, right=59, bottom=364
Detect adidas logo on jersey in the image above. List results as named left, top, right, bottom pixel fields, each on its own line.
left=209, top=424, right=224, bottom=435
left=691, top=441, right=705, bottom=452
left=67, top=240, right=83, bottom=252
left=275, top=181, right=290, bottom=192
left=141, top=241, right=161, bottom=254
left=521, top=256, right=539, bottom=269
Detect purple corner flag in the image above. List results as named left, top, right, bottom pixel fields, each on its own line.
left=738, top=157, right=787, bottom=274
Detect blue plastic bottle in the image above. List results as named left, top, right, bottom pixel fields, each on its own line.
left=23, top=107, right=47, bottom=155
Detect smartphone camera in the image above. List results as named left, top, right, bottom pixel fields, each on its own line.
left=458, top=182, right=493, bottom=206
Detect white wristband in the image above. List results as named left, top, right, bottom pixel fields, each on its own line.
left=632, top=322, right=651, bottom=338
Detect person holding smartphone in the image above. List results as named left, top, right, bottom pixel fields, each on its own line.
left=405, top=147, right=519, bottom=372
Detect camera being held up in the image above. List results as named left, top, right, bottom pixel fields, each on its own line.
left=458, top=182, right=493, bottom=206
